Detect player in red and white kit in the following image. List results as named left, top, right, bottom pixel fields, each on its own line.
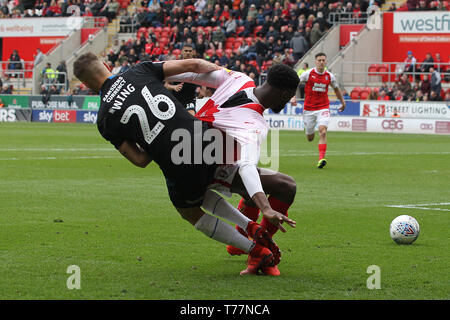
left=167, top=64, right=299, bottom=275
left=299, top=52, right=346, bottom=169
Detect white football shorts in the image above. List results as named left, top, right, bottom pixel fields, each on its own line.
left=207, top=164, right=239, bottom=198
left=303, top=109, right=331, bottom=135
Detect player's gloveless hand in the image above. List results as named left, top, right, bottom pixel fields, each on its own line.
left=339, top=102, right=346, bottom=112
left=262, top=208, right=296, bottom=233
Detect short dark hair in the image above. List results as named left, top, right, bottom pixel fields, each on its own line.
left=73, top=52, right=99, bottom=80
left=182, top=43, right=195, bottom=49
left=267, top=63, right=299, bottom=91
left=315, top=52, right=326, bottom=59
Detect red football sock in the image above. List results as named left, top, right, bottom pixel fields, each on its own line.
left=318, top=143, right=327, bottom=160
left=260, top=196, right=290, bottom=237
left=236, top=198, right=260, bottom=235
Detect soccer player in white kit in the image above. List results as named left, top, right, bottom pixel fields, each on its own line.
left=299, top=52, right=346, bottom=169
left=167, top=64, right=299, bottom=275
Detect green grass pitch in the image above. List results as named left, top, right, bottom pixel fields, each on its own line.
left=0, top=122, right=449, bottom=300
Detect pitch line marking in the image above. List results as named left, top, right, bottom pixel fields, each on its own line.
left=386, top=203, right=450, bottom=212
left=0, top=156, right=122, bottom=161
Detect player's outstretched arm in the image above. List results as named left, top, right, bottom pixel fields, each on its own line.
left=334, top=87, right=346, bottom=112
left=165, top=69, right=227, bottom=89
left=162, top=59, right=221, bottom=78
left=117, top=140, right=152, bottom=168
left=251, top=191, right=296, bottom=232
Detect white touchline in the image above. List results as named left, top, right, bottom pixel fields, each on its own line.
left=0, top=156, right=122, bottom=161
left=386, top=203, right=450, bottom=212
left=283, top=151, right=450, bottom=157
left=0, top=148, right=114, bottom=152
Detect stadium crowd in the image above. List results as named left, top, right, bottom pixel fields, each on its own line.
left=113, top=0, right=377, bottom=74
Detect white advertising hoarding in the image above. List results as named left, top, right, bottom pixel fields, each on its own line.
left=264, top=114, right=450, bottom=135
left=393, top=12, right=450, bottom=34
left=0, top=17, right=83, bottom=37
left=360, top=101, right=449, bottom=119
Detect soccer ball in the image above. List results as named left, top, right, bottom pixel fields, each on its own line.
left=389, top=215, right=420, bottom=244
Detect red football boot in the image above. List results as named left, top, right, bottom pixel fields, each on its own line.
left=261, top=265, right=281, bottom=276
left=245, top=221, right=281, bottom=265
left=239, top=243, right=274, bottom=275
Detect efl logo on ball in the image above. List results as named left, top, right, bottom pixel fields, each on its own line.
left=389, top=215, right=420, bottom=244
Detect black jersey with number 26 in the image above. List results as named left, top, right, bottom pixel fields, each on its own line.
left=97, top=61, right=216, bottom=199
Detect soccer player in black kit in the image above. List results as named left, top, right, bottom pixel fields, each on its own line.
left=73, top=53, right=295, bottom=275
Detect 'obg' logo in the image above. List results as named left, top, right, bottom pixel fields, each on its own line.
left=382, top=120, right=403, bottom=130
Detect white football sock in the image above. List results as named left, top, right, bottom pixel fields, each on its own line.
left=194, top=213, right=255, bottom=253
left=201, top=189, right=251, bottom=231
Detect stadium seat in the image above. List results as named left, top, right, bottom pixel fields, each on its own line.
left=253, top=25, right=263, bottom=35
left=368, top=64, right=379, bottom=76
left=236, top=26, right=245, bottom=35
left=204, top=26, right=213, bottom=35
left=225, top=42, right=234, bottom=49
left=360, top=91, right=370, bottom=100
left=350, top=87, right=361, bottom=100
left=119, top=0, right=129, bottom=9
left=172, top=49, right=181, bottom=58
left=377, top=64, right=389, bottom=82
left=233, top=42, right=242, bottom=49
left=216, top=49, right=224, bottom=58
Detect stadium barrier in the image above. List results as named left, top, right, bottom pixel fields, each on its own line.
left=1, top=96, right=449, bottom=134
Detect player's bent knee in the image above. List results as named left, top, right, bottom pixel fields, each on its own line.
left=271, top=174, right=297, bottom=204
left=176, top=207, right=205, bottom=226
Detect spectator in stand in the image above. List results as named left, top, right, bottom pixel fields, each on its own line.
left=434, top=53, right=442, bottom=72
left=388, top=3, right=397, bottom=11
left=290, top=31, right=309, bottom=62
left=403, top=51, right=417, bottom=75
left=420, top=53, right=434, bottom=73
left=7, top=49, right=21, bottom=79
left=396, top=74, right=412, bottom=96
left=43, top=62, right=57, bottom=84
left=394, top=90, right=405, bottom=101
left=417, top=0, right=429, bottom=11
left=2, top=84, right=13, bottom=94
left=415, top=90, right=424, bottom=101
left=310, top=22, right=324, bottom=47
left=379, top=82, right=390, bottom=94
left=56, top=60, right=68, bottom=89
left=368, top=90, right=379, bottom=100
left=111, top=61, right=121, bottom=75
left=34, top=48, right=44, bottom=66
left=239, top=15, right=256, bottom=37
left=106, top=0, right=119, bottom=22
left=282, top=48, right=296, bottom=68
left=211, top=27, right=226, bottom=50
left=378, top=90, right=391, bottom=101
left=430, top=67, right=442, bottom=94
left=445, top=92, right=450, bottom=102
left=429, top=90, right=442, bottom=101
left=119, top=60, right=130, bottom=74
left=194, top=0, right=206, bottom=13
left=406, top=0, right=418, bottom=10
left=225, top=14, right=237, bottom=37
left=420, top=74, right=431, bottom=96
